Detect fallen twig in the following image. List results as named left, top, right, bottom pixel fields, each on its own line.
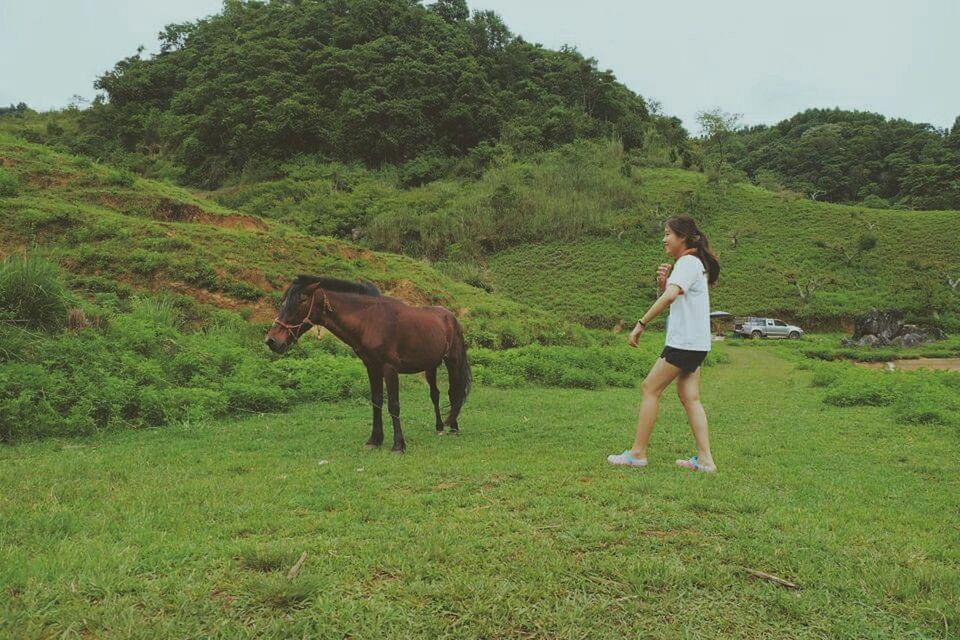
left=743, top=567, right=799, bottom=590
left=287, top=551, right=308, bottom=580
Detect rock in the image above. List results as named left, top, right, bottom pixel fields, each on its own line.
left=901, top=333, right=925, bottom=347
left=852, top=309, right=904, bottom=341
left=857, top=334, right=881, bottom=347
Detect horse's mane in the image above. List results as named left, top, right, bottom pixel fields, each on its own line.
left=280, top=275, right=380, bottom=316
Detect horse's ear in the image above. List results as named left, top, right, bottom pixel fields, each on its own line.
left=299, top=282, right=320, bottom=297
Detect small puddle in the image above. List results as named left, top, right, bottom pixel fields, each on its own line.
left=854, top=357, right=960, bottom=372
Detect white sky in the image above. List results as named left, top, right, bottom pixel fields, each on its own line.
left=2, top=0, right=957, bottom=133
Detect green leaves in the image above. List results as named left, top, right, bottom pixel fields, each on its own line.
left=730, top=108, right=960, bottom=209
left=86, top=0, right=651, bottom=186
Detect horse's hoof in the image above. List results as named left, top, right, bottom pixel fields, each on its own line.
left=364, top=443, right=381, bottom=450
left=391, top=448, right=405, bottom=455
left=436, top=431, right=445, bottom=436
left=448, top=430, right=460, bottom=437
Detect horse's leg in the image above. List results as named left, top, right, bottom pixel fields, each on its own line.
left=425, top=367, right=444, bottom=434
left=365, top=364, right=384, bottom=448
left=384, top=365, right=405, bottom=453
left=444, top=359, right=461, bottom=435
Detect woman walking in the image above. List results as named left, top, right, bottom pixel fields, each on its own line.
left=608, top=215, right=721, bottom=472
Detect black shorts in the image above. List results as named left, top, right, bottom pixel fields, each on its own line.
left=660, top=346, right=708, bottom=373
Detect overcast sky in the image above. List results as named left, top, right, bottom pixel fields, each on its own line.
left=1, top=0, right=957, bottom=133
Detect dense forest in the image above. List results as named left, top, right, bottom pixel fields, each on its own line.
left=726, top=108, right=960, bottom=210
left=72, top=0, right=686, bottom=187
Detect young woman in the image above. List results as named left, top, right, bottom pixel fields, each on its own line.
left=607, top=215, right=721, bottom=472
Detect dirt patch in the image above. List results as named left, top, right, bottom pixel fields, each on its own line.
left=95, top=193, right=128, bottom=210
left=27, top=171, right=75, bottom=188
left=855, top=357, right=960, bottom=372
left=151, top=198, right=267, bottom=231
left=232, top=268, right=275, bottom=292
left=195, top=212, right=267, bottom=232
left=337, top=244, right=380, bottom=264
left=0, top=156, right=16, bottom=168
left=384, top=279, right=433, bottom=306
left=163, top=281, right=276, bottom=322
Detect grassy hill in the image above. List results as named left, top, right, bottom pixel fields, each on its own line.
left=489, top=168, right=960, bottom=330
left=211, top=140, right=960, bottom=331
left=0, top=134, right=577, bottom=347
left=0, top=135, right=604, bottom=443
left=2, top=133, right=958, bottom=444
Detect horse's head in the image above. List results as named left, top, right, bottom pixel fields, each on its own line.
left=265, top=280, right=324, bottom=354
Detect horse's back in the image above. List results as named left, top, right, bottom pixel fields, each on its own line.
left=374, top=298, right=458, bottom=371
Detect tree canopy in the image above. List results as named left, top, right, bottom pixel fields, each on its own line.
left=87, top=0, right=655, bottom=186
left=727, top=108, right=960, bottom=209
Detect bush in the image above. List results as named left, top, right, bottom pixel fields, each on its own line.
left=823, top=374, right=900, bottom=407
left=0, top=254, right=69, bottom=330
left=0, top=168, right=19, bottom=196
left=128, top=250, right=171, bottom=275
left=103, top=167, right=136, bottom=187
left=470, top=343, right=662, bottom=389
left=181, top=259, right=218, bottom=289
left=17, top=208, right=78, bottom=231
left=857, top=233, right=878, bottom=252
left=398, top=154, right=453, bottom=188
left=810, top=363, right=844, bottom=387
left=224, top=281, right=263, bottom=301
left=224, top=381, right=288, bottom=412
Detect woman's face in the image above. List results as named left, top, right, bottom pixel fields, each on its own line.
left=662, top=225, right=687, bottom=258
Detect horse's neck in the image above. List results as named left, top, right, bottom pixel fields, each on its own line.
left=317, top=291, right=372, bottom=348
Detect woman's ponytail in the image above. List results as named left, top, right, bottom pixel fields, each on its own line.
left=666, top=216, right=720, bottom=285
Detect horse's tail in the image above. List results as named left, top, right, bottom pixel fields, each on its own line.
left=445, top=317, right=471, bottom=427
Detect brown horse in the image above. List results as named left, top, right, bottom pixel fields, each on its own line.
left=264, top=276, right=471, bottom=453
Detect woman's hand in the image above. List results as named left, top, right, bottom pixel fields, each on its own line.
left=656, top=263, right=672, bottom=291
left=628, top=321, right=645, bottom=347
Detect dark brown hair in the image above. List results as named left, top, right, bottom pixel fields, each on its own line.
left=666, top=215, right=720, bottom=285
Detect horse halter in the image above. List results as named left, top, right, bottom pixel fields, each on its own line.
left=272, top=288, right=325, bottom=334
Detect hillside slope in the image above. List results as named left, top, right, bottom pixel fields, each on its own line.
left=0, top=135, right=577, bottom=348
left=490, top=168, right=960, bottom=329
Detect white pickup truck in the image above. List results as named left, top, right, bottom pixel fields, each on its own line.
left=734, top=317, right=804, bottom=339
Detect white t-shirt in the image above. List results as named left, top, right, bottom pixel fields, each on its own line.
left=665, top=254, right=711, bottom=352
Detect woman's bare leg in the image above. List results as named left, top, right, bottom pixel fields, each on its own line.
left=630, top=357, right=683, bottom=460
left=676, top=368, right=716, bottom=470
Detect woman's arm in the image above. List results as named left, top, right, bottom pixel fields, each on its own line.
left=628, top=284, right=682, bottom=347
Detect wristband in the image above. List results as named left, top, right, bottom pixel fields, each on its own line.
left=637, top=319, right=646, bottom=327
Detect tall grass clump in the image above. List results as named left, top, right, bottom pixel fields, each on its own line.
left=0, top=254, right=69, bottom=330
left=0, top=168, right=19, bottom=196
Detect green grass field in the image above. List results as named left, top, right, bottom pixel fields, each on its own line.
left=3, top=345, right=957, bottom=639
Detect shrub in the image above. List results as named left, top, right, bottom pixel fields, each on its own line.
left=181, top=259, right=218, bottom=289
left=0, top=254, right=69, bottom=330
left=822, top=371, right=901, bottom=407
left=399, top=154, right=452, bottom=188
left=225, top=281, right=263, bottom=301
left=128, top=250, right=171, bottom=275
left=857, top=233, right=878, bottom=252
left=18, top=208, right=78, bottom=231
left=810, top=364, right=844, bottom=388
left=103, top=167, right=136, bottom=187
left=0, top=168, right=19, bottom=196
left=224, top=381, right=288, bottom=412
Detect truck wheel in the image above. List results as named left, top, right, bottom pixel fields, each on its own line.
left=789, top=331, right=800, bottom=340
left=751, top=330, right=763, bottom=339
